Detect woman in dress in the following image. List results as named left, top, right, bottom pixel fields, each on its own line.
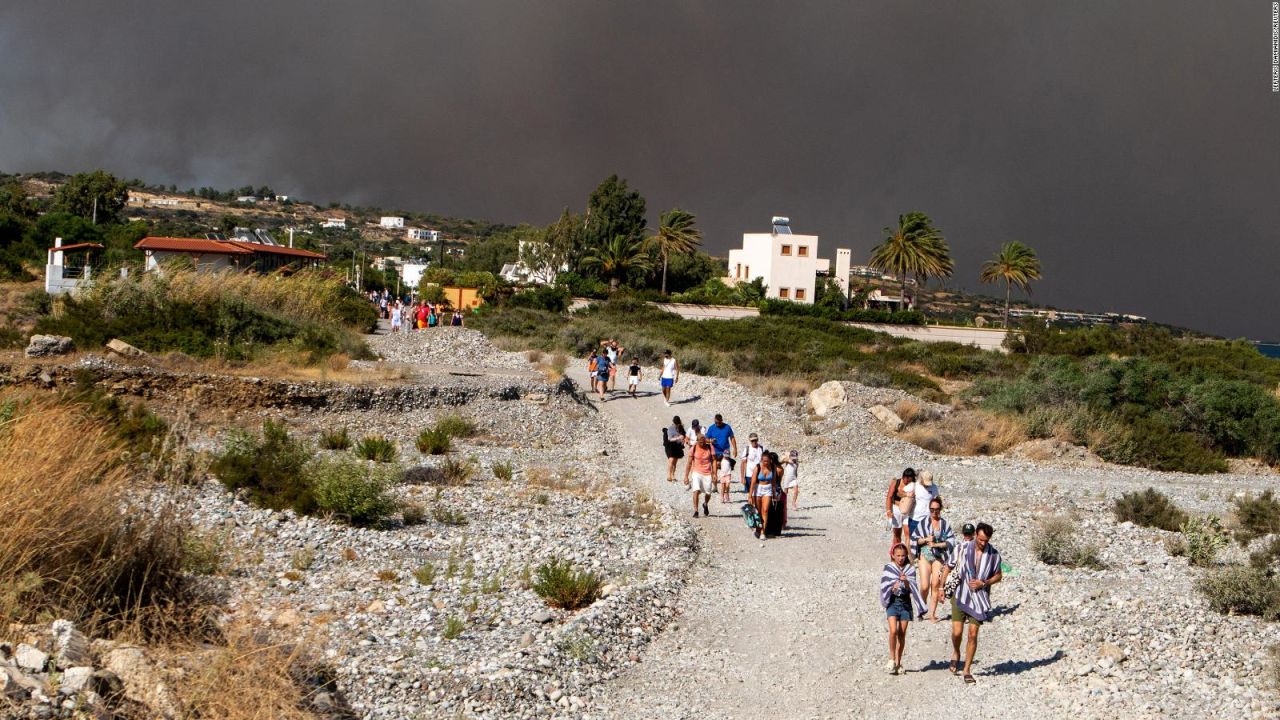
left=780, top=449, right=800, bottom=528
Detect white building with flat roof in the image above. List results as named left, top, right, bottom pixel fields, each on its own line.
left=380, top=216, right=405, bottom=228
left=407, top=227, right=439, bottom=242
left=726, top=217, right=838, bottom=303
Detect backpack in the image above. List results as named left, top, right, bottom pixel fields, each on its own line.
left=588, top=356, right=598, bottom=373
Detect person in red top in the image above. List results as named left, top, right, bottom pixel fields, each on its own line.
left=416, top=304, right=429, bottom=330
left=683, top=427, right=715, bottom=518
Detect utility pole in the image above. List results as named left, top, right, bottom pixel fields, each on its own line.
left=91, top=195, right=98, bottom=225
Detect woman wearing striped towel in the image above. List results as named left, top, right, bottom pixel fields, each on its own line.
left=879, top=543, right=926, bottom=676
left=911, top=497, right=955, bottom=623
left=950, top=522, right=1003, bottom=684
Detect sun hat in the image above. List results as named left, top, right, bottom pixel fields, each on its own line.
left=749, top=432, right=759, bottom=440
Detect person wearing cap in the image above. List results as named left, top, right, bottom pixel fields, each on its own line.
left=880, top=542, right=926, bottom=675
left=739, top=432, right=763, bottom=495
left=683, top=424, right=715, bottom=518
left=780, top=449, right=800, bottom=528
left=885, top=468, right=917, bottom=547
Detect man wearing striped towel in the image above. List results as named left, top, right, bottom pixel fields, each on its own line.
left=950, top=522, right=1002, bottom=684
left=880, top=543, right=927, bottom=676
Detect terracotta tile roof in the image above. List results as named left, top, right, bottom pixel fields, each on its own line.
left=48, top=242, right=104, bottom=252
left=134, top=237, right=326, bottom=260
left=135, top=237, right=253, bottom=254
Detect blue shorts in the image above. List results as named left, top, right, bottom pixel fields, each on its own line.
left=886, top=594, right=913, bottom=621
left=660, top=377, right=674, bottom=388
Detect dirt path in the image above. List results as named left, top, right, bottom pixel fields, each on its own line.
left=577, top=369, right=1052, bottom=719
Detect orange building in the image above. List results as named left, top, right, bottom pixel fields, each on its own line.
left=441, top=286, right=484, bottom=311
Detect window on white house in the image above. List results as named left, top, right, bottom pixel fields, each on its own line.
left=779, top=288, right=790, bottom=299
left=735, top=263, right=741, bottom=279
left=795, top=288, right=806, bottom=300
left=781, top=245, right=792, bottom=256
left=797, top=246, right=809, bottom=257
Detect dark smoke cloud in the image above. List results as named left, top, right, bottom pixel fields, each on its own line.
left=1, top=1, right=1276, bottom=338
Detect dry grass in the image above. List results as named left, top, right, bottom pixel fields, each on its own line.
left=174, top=629, right=326, bottom=720
left=0, top=392, right=201, bottom=639
left=607, top=490, right=662, bottom=527
left=742, top=374, right=813, bottom=398
left=891, top=398, right=943, bottom=427
left=149, top=350, right=411, bottom=385
left=899, top=410, right=1027, bottom=456
left=524, top=466, right=609, bottom=500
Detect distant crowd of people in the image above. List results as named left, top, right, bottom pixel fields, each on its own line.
left=366, top=290, right=464, bottom=332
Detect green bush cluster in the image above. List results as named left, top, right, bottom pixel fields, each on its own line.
left=415, top=414, right=477, bottom=455
left=1182, top=516, right=1229, bottom=567
left=319, top=427, right=352, bottom=450
left=1031, top=516, right=1105, bottom=569
left=531, top=557, right=603, bottom=610
left=211, top=420, right=316, bottom=514
left=310, top=456, right=400, bottom=526
left=355, top=435, right=398, bottom=463
left=1197, top=565, right=1280, bottom=621
left=33, top=269, right=372, bottom=362
left=1113, top=488, right=1188, bottom=531
left=1232, top=490, right=1280, bottom=545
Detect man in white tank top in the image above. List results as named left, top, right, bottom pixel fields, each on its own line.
left=659, top=349, right=679, bottom=407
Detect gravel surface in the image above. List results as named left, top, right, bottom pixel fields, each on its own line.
left=579, top=368, right=1280, bottom=720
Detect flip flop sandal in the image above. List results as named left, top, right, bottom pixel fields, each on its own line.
left=963, top=674, right=975, bottom=684
left=949, top=660, right=958, bottom=674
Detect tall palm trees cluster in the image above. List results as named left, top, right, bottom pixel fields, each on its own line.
left=868, top=211, right=1043, bottom=327
left=580, top=208, right=703, bottom=294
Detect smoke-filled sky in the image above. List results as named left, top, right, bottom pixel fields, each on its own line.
left=1, top=2, right=1276, bottom=338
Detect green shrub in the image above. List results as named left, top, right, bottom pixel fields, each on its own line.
left=402, top=502, right=427, bottom=526
left=493, top=461, right=514, bottom=482
left=310, top=457, right=400, bottom=527
left=1113, top=488, right=1189, bottom=531
left=506, top=285, right=571, bottom=313
left=1250, top=537, right=1280, bottom=570
left=319, top=427, right=352, bottom=450
left=355, top=435, right=397, bottom=463
left=440, top=456, right=476, bottom=486
left=290, top=547, right=316, bottom=571
left=1232, top=490, right=1280, bottom=545
left=211, top=420, right=315, bottom=514
left=530, top=557, right=602, bottom=610
left=181, top=531, right=227, bottom=576
left=435, top=414, right=477, bottom=439
left=1164, top=535, right=1188, bottom=557
left=442, top=616, right=465, bottom=640
left=1096, top=416, right=1227, bottom=474
left=1031, top=516, right=1105, bottom=569
left=1197, top=565, right=1280, bottom=620
left=1182, top=516, right=1229, bottom=567
left=413, top=562, right=438, bottom=586
left=416, top=427, right=452, bottom=455
left=432, top=506, right=469, bottom=526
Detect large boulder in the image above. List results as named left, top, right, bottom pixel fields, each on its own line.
left=869, top=404, right=905, bottom=432
left=24, top=335, right=74, bottom=357
left=105, top=339, right=148, bottom=358
left=808, top=381, right=847, bottom=417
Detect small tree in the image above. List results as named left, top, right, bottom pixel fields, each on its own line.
left=648, top=208, right=702, bottom=295
left=580, top=234, right=652, bottom=292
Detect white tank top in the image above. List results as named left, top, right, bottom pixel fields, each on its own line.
left=661, top=357, right=677, bottom=379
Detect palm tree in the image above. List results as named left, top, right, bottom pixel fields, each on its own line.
left=580, top=234, right=653, bottom=292
left=868, top=212, right=953, bottom=308
left=648, top=208, right=702, bottom=295
left=980, top=241, right=1042, bottom=328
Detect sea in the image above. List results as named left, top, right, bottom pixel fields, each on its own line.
left=1258, top=343, right=1280, bottom=359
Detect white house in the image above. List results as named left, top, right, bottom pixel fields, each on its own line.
left=380, top=216, right=405, bottom=229
left=726, top=217, right=845, bottom=304
left=407, top=228, right=439, bottom=242
left=500, top=238, right=566, bottom=285
left=320, top=217, right=347, bottom=229
left=400, top=262, right=427, bottom=288
left=45, top=237, right=103, bottom=295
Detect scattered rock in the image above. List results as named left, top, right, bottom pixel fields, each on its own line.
left=58, top=667, right=94, bottom=695
left=807, top=381, right=847, bottom=417
left=101, top=645, right=178, bottom=718
left=24, top=335, right=74, bottom=358
left=15, top=645, right=48, bottom=673
left=105, top=338, right=148, bottom=358
left=532, top=610, right=554, bottom=624
left=51, top=620, right=91, bottom=670
left=868, top=404, right=904, bottom=432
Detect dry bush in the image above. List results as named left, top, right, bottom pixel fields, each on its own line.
left=526, top=349, right=545, bottom=363
left=746, top=374, right=813, bottom=398
left=175, top=629, right=330, bottom=719
left=524, top=466, right=608, bottom=500
left=892, top=398, right=943, bottom=427
left=607, top=491, right=662, bottom=527
left=0, top=393, right=202, bottom=639
left=899, top=410, right=1026, bottom=456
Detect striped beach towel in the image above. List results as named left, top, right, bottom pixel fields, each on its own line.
left=954, top=541, right=1002, bottom=622
left=879, top=562, right=927, bottom=618
left=910, top=516, right=955, bottom=561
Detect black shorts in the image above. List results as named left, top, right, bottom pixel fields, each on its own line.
left=665, top=443, right=684, bottom=460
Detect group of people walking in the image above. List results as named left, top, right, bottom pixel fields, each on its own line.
left=880, top=467, right=1002, bottom=684
left=662, top=414, right=800, bottom=539
left=587, top=344, right=681, bottom=405
left=387, top=299, right=464, bottom=332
